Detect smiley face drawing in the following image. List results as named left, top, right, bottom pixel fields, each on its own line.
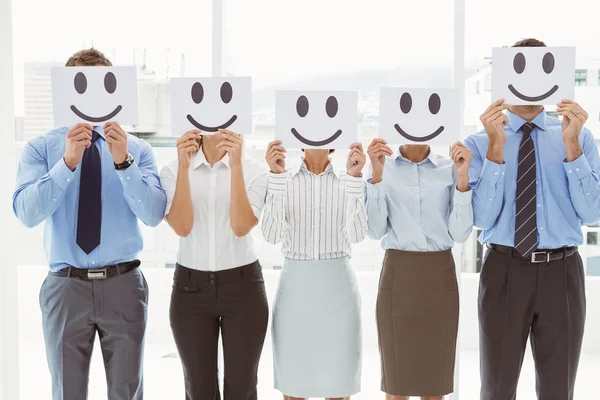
left=492, top=46, right=576, bottom=105
left=170, top=77, right=252, bottom=136
left=276, top=90, right=358, bottom=149
left=69, top=71, right=123, bottom=122
left=51, top=66, right=139, bottom=127
left=379, top=87, right=460, bottom=146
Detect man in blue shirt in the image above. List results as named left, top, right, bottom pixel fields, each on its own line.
left=13, top=48, right=166, bottom=400
left=465, top=38, right=600, bottom=400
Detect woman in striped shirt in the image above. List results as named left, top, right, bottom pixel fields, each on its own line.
left=262, top=140, right=368, bottom=400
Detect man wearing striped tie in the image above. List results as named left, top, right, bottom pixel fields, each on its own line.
left=464, top=38, right=600, bottom=400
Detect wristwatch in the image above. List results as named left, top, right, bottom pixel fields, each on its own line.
left=114, top=154, right=134, bottom=171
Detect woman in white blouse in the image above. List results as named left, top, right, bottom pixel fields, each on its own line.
left=160, top=128, right=269, bottom=400
left=262, top=140, right=368, bottom=400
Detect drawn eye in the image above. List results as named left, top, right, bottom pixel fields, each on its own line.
left=428, top=93, right=441, bottom=115
left=104, top=72, right=117, bottom=94
left=325, top=96, right=338, bottom=118
left=296, top=95, right=309, bottom=117
left=542, top=52, right=555, bottom=74
left=513, top=52, right=526, bottom=74
left=74, top=72, right=87, bottom=94
left=400, top=92, right=412, bottom=114
left=220, top=82, right=233, bottom=103
left=191, top=82, right=204, bottom=104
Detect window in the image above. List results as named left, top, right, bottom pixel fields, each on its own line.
left=576, top=69, right=588, bottom=86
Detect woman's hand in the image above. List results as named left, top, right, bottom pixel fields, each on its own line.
left=266, top=140, right=286, bottom=174
left=217, top=129, right=243, bottom=168
left=177, top=130, right=201, bottom=170
left=451, top=141, right=472, bottom=192
left=347, top=142, right=366, bottom=178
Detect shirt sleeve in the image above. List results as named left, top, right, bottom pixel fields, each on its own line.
left=12, top=138, right=76, bottom=228
left=247, top=169, right=269, bottom=221
left=261, top=172, right=289, bottom=245
left=365, top=173, right=389, bottom=240
left=448, top=168, right=474, bottom=243
left=159, top=163, right=177, bottom=218
left=465, top=136, right=506, bottom=230
left=344, top=174, right=368, bottom=244
left=563, top=129, right=600, bottom=224
left=116, top=140, right=167, bottom=227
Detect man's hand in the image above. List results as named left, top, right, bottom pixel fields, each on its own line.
left=64, top=123, right=93, bottom=171
left=266, top=140, right=286, bottom=174
left=347, top=142, right=367, bottom=178
left=451, top=141, right=472, bottom=192
left=104, top=122, right=129, bottom=164
left=367, top=138, right=393, bottom=184
left=217, top=129, right=243, bottom=168
left=557, top=100, right=587, bottom=161
left=176, top=130, right=201, bottom=170
left=480, top=99, right=509, bottom=164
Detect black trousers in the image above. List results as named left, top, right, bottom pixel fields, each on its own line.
left=478, top=248, right=586, bottom=400
left=170, top=261, right=269, bottom=400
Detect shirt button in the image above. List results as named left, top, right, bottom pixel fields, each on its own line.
left=126, top=176, right=131, bottom=180
left=494, top=172, right=498, bottom=176
left=91, top=261, right=96, bottom=265
left=587, top=193, right=590, bottom=196
left=540, top=227, right=544, bottom=231
left=210, top=280, right=215, bottom=284
left=138, top=200, right=142, bottom=203
left=576, top=168, right=580, bottom=172
left=66, top=178, right=71, bottom=182
left=568, top=170, right=573, bottom=174
left=52, top=198, right=56, bottom=202
left=537, top=204, right=541, bottom=208
left=501, top=172, right=505, bottom=176
left=488, top=198, right=493, bottom=201
left=536, top=180, right=539, bottom=184
left=184, top=286, right=189, bottom=291
left=120, top=177, right=123, bottom=181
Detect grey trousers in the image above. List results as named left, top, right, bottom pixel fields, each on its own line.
left=40, top=266, right=149, bottom=400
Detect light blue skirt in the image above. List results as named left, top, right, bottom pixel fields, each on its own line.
left=272, top=257, right=362, bottom=398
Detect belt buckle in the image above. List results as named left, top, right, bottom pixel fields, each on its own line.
left=87, top=268, right=107, bottom=279
left=531, top=251, right=550, bottom=263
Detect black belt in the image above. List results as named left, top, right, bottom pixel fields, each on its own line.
left=488, top=244, right=577, bottom=263
left=54, top=260, right=140, bottom=280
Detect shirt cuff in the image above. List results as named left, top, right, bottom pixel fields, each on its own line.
left=564, top=154, right=592, bottom=181
left=366, top=178, right=383, bottom=200
left=345, top=175, right=365, bottom=197
left=49, top=158, right=76, bottom=190
left=453, top=186, right=473, bottom=206
left=116, top=161, right=144, bottom=200
left=267, top=172, right=288, bottom=194
left=481, top=158, right=506, bottom=183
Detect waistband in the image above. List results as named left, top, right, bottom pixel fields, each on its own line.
left=283, top=257, right=350, bottom=268
left=175, top=260, right=261, bottom=285
left=52, top=260, right=140, bottom=280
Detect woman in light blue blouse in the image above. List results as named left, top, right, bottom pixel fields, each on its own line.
left=365, top=139, right=473, bottom=400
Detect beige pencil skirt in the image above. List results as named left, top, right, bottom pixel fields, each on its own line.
left=376, top=249, right=459, bottom=397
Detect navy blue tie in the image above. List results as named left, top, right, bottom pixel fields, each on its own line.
left=76, top=131, right=102, bottom=254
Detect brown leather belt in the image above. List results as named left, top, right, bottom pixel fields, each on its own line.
left=488, top=244, right=577, bottom=263
left=53, top=260, right=140, bottom=280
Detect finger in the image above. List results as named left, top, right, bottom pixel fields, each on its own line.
left=558, top=110, right=580, bottom=123
left=177, top=131, right=201, bottom=145
left=370, top=138, right=387, bottom=148
left=482, top=99, right=506, bottom=117
left=268, top=140, right=283, bottom=150
left=68, top=127, right=92, bottom=138
left=72, top=131, right=93, bottom=141
left=489, top=113, right=507, bottom=125
left=482, top=105, right=510, bottom=121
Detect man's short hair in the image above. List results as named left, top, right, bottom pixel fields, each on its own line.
left=65, top=48, right=112, bottom=67
left=512, top=38, right=547, bottom=48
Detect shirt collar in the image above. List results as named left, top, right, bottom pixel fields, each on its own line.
left=191, top=147, right=230, bottom=170
left=394, top=146, right=439, bottom=167
left=507, top=109, right=547, bottom=133
left=294, top=159, right=340, bottom=177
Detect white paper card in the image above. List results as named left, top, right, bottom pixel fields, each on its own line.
left=379, top=87, right=460, bottom=145
left=492, top=46, right=575, bottom=105
left=51, top=66, right=138, bottom=127
left=276, top=90, right=358, bottom=149
left=170, top=77, right=252, bottom=136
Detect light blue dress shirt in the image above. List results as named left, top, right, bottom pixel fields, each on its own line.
left=464, top=110, right=600, bottom=248
left=13, top=126, right=167, bottom=271
left=366, top=149, right=474, bottom=252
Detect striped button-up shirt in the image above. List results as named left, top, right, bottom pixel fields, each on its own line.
left=261, top=161, right=367, bottom=260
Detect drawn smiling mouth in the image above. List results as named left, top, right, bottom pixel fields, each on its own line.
left=70, top=105, right=123, bottom=123
left=186, top=115, right=238, bottom=132
left=394, top=124, right=445, bottom=142
left=508, top=84, right=559, bottom=102
left=291, top=128, right=343, bottom=147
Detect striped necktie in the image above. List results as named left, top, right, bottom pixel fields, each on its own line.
left=76, top=131, right=102, bottom=254
left=514, top=122, right=539, bottom=257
